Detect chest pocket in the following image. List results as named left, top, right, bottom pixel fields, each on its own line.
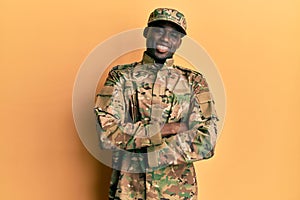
left=124, top=78, right=141, bottom=123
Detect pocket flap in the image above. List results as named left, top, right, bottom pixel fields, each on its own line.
left=195, top=91, right=212, bottom=103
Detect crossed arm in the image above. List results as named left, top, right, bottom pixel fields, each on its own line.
left=94, top=69, right=218, bottom=167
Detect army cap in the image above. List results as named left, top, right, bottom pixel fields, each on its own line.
left=147, top=8, right=187, bottom=35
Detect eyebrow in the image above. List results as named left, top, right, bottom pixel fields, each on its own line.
left=152, top=25, right=180, bottom=33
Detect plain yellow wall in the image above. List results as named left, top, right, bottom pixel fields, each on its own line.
left=1, top=0, right=300, bottom=200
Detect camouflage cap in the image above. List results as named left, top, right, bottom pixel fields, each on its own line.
left=147, top=8, right=187, bottom=35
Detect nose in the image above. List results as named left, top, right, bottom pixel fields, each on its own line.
left=160, top=32, right=170, bottom=42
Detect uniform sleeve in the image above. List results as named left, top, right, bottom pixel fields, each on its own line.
left=94, top=69, right=161, bottom=150
left=147, top=73, right=219, bottom=168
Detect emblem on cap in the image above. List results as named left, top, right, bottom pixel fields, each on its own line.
left=148, top=8, right=187, bottom=35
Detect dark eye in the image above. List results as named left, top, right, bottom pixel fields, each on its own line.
left=152, top=27, right=164, bottom=35
left=170, top=32, right=180, bottom=39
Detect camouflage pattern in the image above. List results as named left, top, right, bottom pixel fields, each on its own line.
left=94, top=52, right=218, bottom=199
left=148, top=8, right=187, bottom=35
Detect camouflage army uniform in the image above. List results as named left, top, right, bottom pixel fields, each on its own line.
left=94, top=52, right=218, bottom=200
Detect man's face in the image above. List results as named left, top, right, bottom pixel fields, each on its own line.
left=144, top=22, right=183, bottom=63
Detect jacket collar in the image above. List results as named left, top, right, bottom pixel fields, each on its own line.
left=141, top=52, right=174, bottom=68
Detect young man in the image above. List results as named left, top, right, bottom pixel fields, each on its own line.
left=94, top=8, right=218, bottom=200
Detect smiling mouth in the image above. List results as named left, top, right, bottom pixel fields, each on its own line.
left=156, top=44, right=169, bottom=53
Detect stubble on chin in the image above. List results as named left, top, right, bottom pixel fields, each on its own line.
left=146, top=49, right=174, bottom=64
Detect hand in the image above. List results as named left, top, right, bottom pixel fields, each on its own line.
left=161, top=122, right=188, bottom=137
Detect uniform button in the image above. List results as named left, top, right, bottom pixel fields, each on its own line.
left=143, top=117, right=150, bottom=124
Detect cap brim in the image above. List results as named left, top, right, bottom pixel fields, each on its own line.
left=148, top=20, right=186, bottom=36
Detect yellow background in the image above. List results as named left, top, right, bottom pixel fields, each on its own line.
left=1, top=0, right=299, bottom=199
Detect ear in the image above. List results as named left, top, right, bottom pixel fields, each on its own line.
left=143, top=27, right=149, bottom=38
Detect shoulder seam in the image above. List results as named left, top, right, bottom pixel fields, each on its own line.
left=111, top=62, right=138, bottom=72
left=174, top=65, right=203, bottom=76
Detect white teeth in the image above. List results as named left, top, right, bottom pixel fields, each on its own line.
left=157, top=45, right=169, bottom=52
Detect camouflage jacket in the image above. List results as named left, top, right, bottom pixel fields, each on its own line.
left=94, top=53, right=218, bottom=200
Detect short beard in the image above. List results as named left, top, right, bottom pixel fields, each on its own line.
left=145, top=48, right=173, bottom=64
